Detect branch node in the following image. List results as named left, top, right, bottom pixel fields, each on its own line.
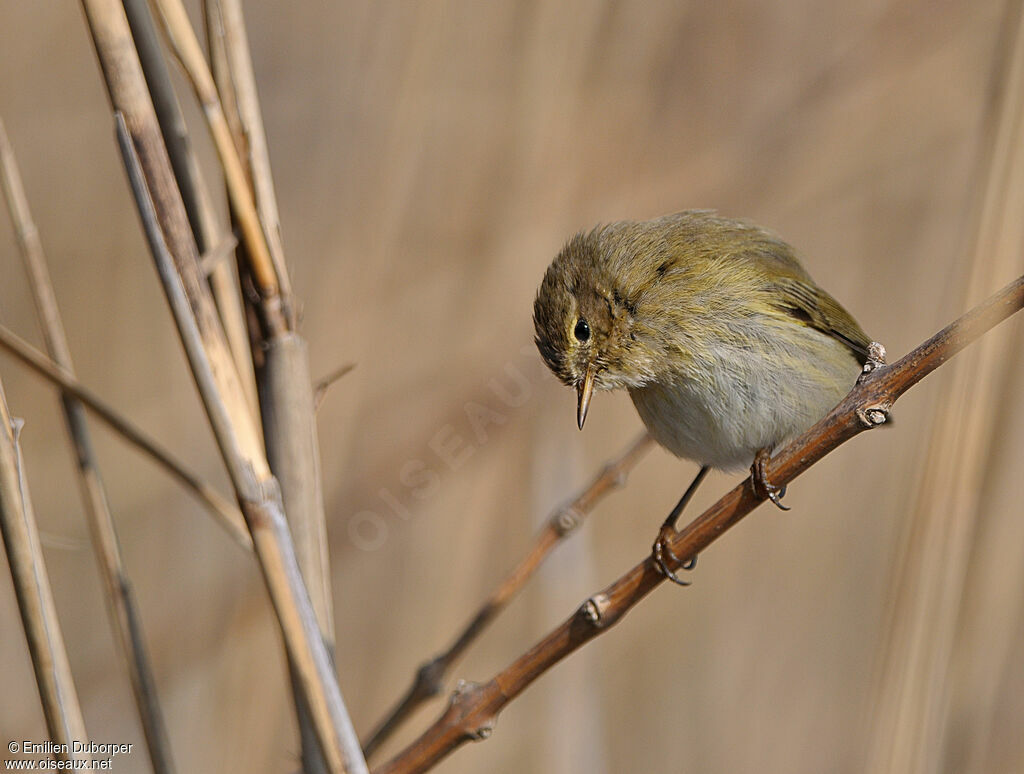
left=856, top=404, right=890, bottom=428
left=601, top=461, right=627, bottom=488
left=198, top=232, right=239, bottom=276
left=472, top=723, right=494, bottom=741
left=551, top=505, right=583, bottom=536
left=579, top=593, right=612, bottom=627
left=415, top=657, right=447, bottom=699
left=860, top=341, right=888, bottom=381
left=449, top=681, right=495, bottom=741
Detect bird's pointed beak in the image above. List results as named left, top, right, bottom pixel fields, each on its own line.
left=576, top=365, right=596, bottom=430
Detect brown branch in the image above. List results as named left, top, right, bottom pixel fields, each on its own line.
left=0, top=324, right=251, bottom=552
left=1, top=116, right=175, bottom=773
left=374, top=272, right=1024, bottom=774
left=362, top=432, right=654, bottom=759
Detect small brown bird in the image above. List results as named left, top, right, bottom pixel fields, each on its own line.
left=533, top=211, right=871, bottom=583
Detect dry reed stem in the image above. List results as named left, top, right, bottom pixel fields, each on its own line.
left=203, top=4, right=335, bottom=769
left=114, top=109, right=365, bottom=774
left=0, top=116, right=175, bottom=773
left=361, top=432, right=654, bottom=759
left=0, top=324, right=251, bottom=551
left=122, top=0, right=260, bottom=423
left=78, top=1, right=365, bottom=769
left=204, top=0, right=293, bottom=312
left=374, top=273, right=1024, bottom=774
left=148, top=0, right=286, bottom=330
left=864, top=4, right=1024, bottom=771
left=113, top=111, right=365, bottom=774
left=0, top=377, right=88, bottom=756
left=260, top=335, right=336, bottom=774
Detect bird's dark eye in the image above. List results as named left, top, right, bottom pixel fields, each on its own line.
left=574, top=318, right=591, bottom=342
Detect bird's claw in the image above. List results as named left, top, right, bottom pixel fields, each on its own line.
left=652, top=526, right=697, bottom=587
left=751, top=449, right=790, bottom=511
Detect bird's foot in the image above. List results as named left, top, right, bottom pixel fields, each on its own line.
left=652, top=525, right=697, bottom=587
left=751, top=448, right=790, bottom=510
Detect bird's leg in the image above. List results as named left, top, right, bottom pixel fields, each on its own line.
left=653, top=465, right=710, bottom=586
left=750, top=448, right=790, bottom=510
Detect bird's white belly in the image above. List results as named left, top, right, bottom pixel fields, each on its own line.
left=628, top=337, right=858, bottom=471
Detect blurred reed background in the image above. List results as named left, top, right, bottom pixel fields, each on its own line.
left=1, top=1, right=1023, bottom=772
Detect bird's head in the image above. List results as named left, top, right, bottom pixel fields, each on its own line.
left=533, top=228, right=660, bottom=428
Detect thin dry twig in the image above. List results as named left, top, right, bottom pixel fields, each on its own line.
left=0, top=378, right=88, bottom=756
left=0, top=116, right=175, bottom=773
left=374, top=273, right=1024, bottom=774
left=314, top=363, right=357, bottom=411
left=0, top=324, right=250, bottom=552
left=361, top=431, right=654, bottom=759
